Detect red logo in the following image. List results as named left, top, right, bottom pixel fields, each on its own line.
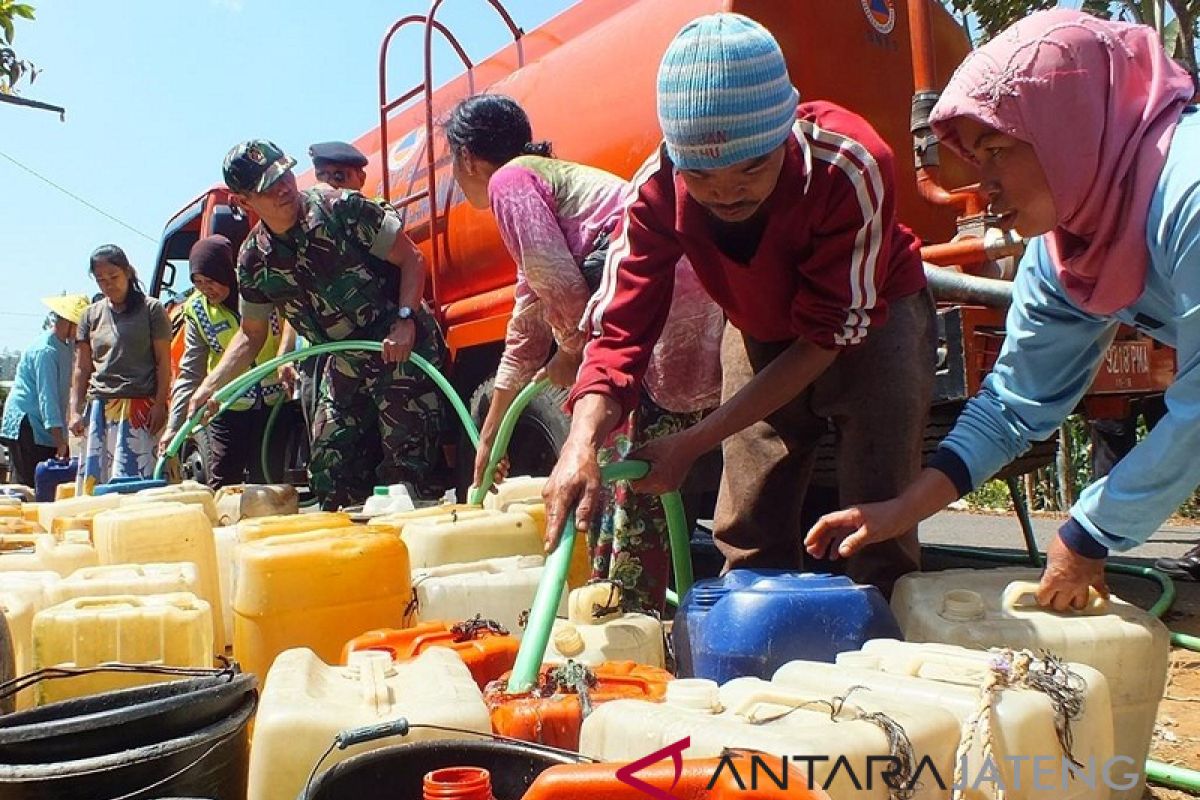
left=615, top=737, right=690, bottom=799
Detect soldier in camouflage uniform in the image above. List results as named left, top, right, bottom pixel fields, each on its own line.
left=189, top=139, right=446, bottom=509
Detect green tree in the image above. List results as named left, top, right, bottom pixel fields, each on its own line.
left=0, top=0, right=37, bottom=95
left=941, top=0, right=1197, bottom=75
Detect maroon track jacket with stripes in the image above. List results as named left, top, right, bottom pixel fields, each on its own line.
left=570, top=100, right=926, bottom=416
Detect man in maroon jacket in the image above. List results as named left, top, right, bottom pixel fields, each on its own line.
left=541, top=12, right=936, bottom=594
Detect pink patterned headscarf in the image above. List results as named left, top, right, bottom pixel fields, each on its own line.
left=930, top=10, right=1194, bottom=314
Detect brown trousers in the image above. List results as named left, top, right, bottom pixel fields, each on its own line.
left=712, top=290, right=937, bottom=596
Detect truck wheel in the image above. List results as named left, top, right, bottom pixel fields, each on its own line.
left=181, top=430, right=210, bottom=486
left=458, top=377, right=571, bottom=496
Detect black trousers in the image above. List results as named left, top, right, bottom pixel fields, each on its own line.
left=1, top=417, right=57, bottom=488
left=205, top=404, right=295, bottom=489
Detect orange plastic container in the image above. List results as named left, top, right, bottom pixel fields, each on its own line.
left=235, top=511, right=353, bottom=543
left=524, top=757, right=830, bottom=799
left=485, top=661, right=672, bottom=751
left=343, top=619, right=519, bottom=690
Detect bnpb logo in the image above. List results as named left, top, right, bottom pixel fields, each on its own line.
left=861, top=0, right=897, bottom=35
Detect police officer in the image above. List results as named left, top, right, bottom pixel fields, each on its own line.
left=191, top=139, right=447, bottom=510
left=309, top=141, right=369, bottom=191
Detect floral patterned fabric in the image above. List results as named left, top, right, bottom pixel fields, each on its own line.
left=75, top=398, right=157, bottom=494
left=592, top=394, right=709, bottom=615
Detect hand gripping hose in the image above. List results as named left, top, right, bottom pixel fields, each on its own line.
left=154, top=340, right=479, bottom=480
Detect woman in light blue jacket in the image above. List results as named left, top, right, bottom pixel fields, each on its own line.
left=806, top=10, right=1200, bottom=608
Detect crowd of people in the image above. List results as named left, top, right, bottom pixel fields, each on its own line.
left=4, top=8, right=1198, bottom=604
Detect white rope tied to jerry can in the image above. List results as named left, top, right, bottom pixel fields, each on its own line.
left=951, top=648, right=1087, bottom=800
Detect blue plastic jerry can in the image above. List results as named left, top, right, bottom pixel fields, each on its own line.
left=673, top=569, right=902, bottom=683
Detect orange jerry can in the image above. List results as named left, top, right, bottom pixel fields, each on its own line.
left=485, top=661, right=672, bottom=752
left=522, top=756, right=831, bottom=799
left=342, top=618, right=519, bottom=690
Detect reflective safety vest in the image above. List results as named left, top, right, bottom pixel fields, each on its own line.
left=183, top=294, right=285, bottom=411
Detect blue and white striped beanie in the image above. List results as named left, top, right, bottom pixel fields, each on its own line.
left=657, top=13, right=799, bottom=171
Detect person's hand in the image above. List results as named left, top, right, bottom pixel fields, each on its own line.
left=472, top=445, right=511, bottom=495
left=148, top=401, right=168, bottom=437
left=278, top=364, right=298, bottom=395
left=382, top=319, right=416, bottom=364
left=542, top=438, right=602, bottom=553
left=68, top=413, right=86, bottom=438
left=805, top=498, right=910, bottom=560
left=54, top=441, right=69, bottom=460
left=1037, top=533, right=1109, bottom=612
left=629, top=432, right=699, bottom=496
left=188, top=385, right=220, bottom=425
left=534, top=349, right=583, bottom=388
left=158, top=429, right=177, bottom=455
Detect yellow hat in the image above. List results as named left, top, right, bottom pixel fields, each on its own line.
left=41, top=294, right=91, bottom=325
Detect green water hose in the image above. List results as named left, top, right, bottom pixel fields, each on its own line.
left=260, top=396, right=285, bottom=484
left=469, top=379, right=693, bottom=605
left=505, top=458, right=690, bottom=694
left=927, top=542, right=1200, bottom=792
left=154, top=340, right=479, bottom=481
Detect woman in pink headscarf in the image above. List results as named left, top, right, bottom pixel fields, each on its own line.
left=806, top=9, right=1199, bottom=609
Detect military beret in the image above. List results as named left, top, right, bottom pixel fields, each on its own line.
left=308, top=141, right=369, bottom=168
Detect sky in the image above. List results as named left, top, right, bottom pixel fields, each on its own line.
left=0, top=0, right=574, bottom=351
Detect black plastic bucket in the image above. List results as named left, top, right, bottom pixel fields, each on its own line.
left=0, top=692, right=255, bottom=800
left=0, top=672, right=255, bottom=763
left=305, top=739, right=588, bottom=800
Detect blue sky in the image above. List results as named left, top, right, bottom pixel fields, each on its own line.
left=0, top=0, right=573, bottom=351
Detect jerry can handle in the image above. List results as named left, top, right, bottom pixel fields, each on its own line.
left=725, top=683, right=865, bottom=724
left=334, top=717, right=411, bottom=749
left=1002, top=580, right=1109, bottom=615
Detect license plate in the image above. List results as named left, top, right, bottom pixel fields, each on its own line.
left=1092, top=340, right=1154, bottom=393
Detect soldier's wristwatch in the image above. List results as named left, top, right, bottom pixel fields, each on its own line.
left=395, top=306, right=415, bottom=322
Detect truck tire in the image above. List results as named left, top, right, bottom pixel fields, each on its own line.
left=458, top=377, right=572, bottom=496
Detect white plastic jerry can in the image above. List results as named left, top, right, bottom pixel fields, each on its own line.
left=776, top=641, right=1115, bottom=800
left=412, top=554, right=565, bottom=637
left=247, top=647, right=491, bottom=800
left=891, top=567, right=1168, bottom=800
left=0, top=575, right=58, bottom=709
left=32, top=592, right=214, bottom=706
left=92, top=503, right=223, bottom=651
left=481, top=475, right=546, bottom=511
left=400, top=509, right=542, bottom=569
left=545, top=582, right=665, bottom=668
left=361, top=484, right=416, bottom=517
left=35, top=493, right=122, bottom=535
left=580, top=675, right=963, bottom=800
left=48, top=562, right=201, bottom=606
left=213, top=525, right=237, bottom=650
left=121, top=481, right=219, bottom=524
left=0, top=531, right=98, bottom=577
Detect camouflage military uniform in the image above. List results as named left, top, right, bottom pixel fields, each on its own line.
left=238, top=184, right=446, bottom=509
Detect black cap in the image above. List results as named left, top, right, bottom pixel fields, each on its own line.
left=308, top=141, right=369, bottom=168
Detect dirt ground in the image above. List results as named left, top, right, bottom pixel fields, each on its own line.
left=1147, top=631, right=1200, bottom=799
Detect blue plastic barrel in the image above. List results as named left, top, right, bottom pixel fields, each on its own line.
left=92, top=477, right=168, bottom=497
left=673, top=569, right=902, bottom=683
left=33, top=458, right=78, bottom=502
